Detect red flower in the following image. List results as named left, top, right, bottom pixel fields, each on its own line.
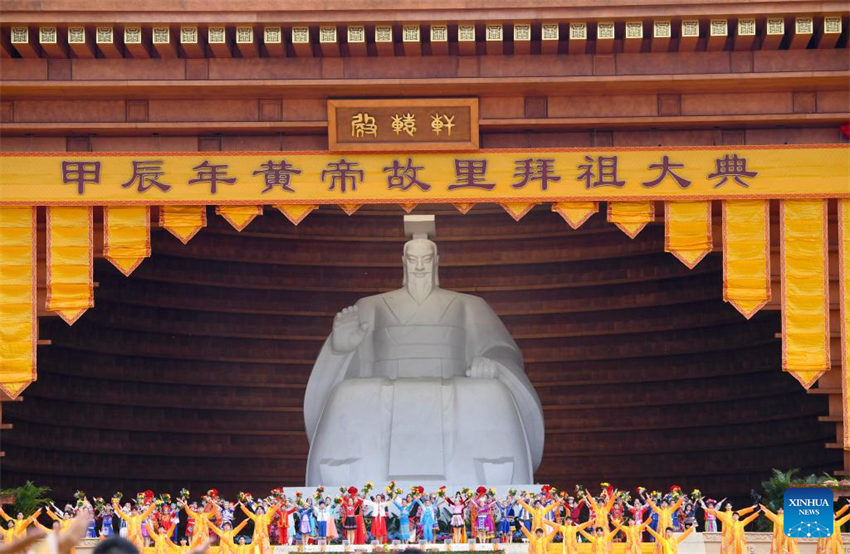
left=841, top=123, right=850, bottom=139
left=207, top=489, right=219, bottom=498
left=476, top=486, right=487, bottom=497
left=347, top=487, right=358, bottom=496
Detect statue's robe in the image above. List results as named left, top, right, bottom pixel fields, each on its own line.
left=304, top=287, right=545, bottom=485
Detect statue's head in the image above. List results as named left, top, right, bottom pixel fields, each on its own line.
left=402, top=238, right=439, bottom=302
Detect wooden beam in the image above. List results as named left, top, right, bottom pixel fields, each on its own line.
left=485, top=22, right=504, bottom=55
left=790, top=16, right=814, bottom=49
left=318, top=25, right=339, bottom=57
left=819, top=15, right=843, bottom=48
left=428, top=23, right=448, bottom=55
left=262, top=26, right=285, bottom=57
left=707, top=18, right=729, bottom=51
left=207, top=25, right=232, bottom=58
left=734, top=17, right=756, bottom=50
left=373, top=24, right=394, bottom=56
left=762, top=17, right=785, bottom=49
left=179, top=25, right=204, bottom=58
left=151, top=25, right=177, bottom=58
left=651, top=20, right=671, bottom=52
left=121, top=25, right=147, bottom=57
left=234, top=25, right=258, bottom=58
left=457, top=23, right=476, bottom=55
left=624, top=20, right=644, bottom=53
left=96, top=26, right=123, bottom=58
left=39, top=25, right=68, bottom=58
left=595, top=21, right=615, bottom=54
left=345, top=25, right=366, bottom=56
left=540, top=22, right=560, bottom=54
left=10, top=26, right=39, bottom=58
left=290, top=26, right=312, bottom=57
left=513, top=22, right=531, bottom=55
left=401, top=24, right=421, bottom=56
left=68, top=25, right=96, bottom=58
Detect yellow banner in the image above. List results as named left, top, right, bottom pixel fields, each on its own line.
left=103, top=207, right=151, bottom=276
left=46, top=207, right=93, bottom=325
left=608, top=201, right=654, bottom=238
left=722, top=200, right=771, bottom=319
left=0, top=146, right=847, bottom=205
left=0, top=207, right=36, bottom=398
left=840, top=199, right=850, bottom=449
left=216, top=205, right=263, bottom=231
left=552, top=201, right=598, bottom=229
left=665, top=201, right=712, bottom=269
left=781, top=200, right=830, bottom=389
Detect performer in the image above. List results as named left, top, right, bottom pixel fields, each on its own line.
left=392, top=496, right=415, bottom=544
left=585, top=494, right=616, bottom=533
left=326, top=499, right=338, bottom=541
left=760, top=505, right=798, bottom=554
left=0, top=508, right=41, bottom=539
left=2, top=522, right=16, bottom=545
left=445, top=494, right=469, bottom=544
left=817, top=506, right=850, bottom=554
left=520, top=527, right=558, bottom=554
left=497, top=496, right=516, bottom=543
left=313, top=501, right=332, bottom=542
left=240, top=503, right=279, bottom=554
left=296, top=500, right=314, bottom=544
left=113, top=501, right=156, bottom=552
left=182, top=502, right=217, bottom=550
left=544, top=516, right=592, bottom=554
left=724, top=511, right=760, bottom=554
left=646, top=526, right=695, bottom=554
left=209, top=520, right=249, bottom=554
left=473, top=495, right=497, bottom=542
left=703, top=503, right=756, bottom=554
left=518, top=497, right=560, bottom=535
left=363, top=494, right=392, bottom=543
left=578, top=526, right=623, bottom=554
left=145, top=523, right=179, bottom=554
left=700, top=499, right=726, bottom=533
left=414, top=496, right=439, bottom=543
left=340, top=489, right=363, bottom=544
left=623, top=519, right=650, bottom=554
left=275, top=501, right=297, bottom=546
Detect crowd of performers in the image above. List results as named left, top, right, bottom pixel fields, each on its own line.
left=1, top=484, right=848, bottom=554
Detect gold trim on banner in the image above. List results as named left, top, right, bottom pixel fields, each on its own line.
left=608, top=201, right=655, bottom=239
left=839, top=199, right=850, bottom=449
left=664, top=201, right=712, bottom=269
left=46, top=207, right=94, bottom=325
left=216, top=205, right=263, bottom=231
left=401, top=203, right=418, bottom=214
left=0, top=207, right=37, bottom=398
left=551, top=201, right=598, bottom=229
left=160, top=205, right=207, bottom=244
left=275, top=204, right=317, bottom=226
left=453, top=203, right=474, bottom=214
left=103, top=207, right=151, bottom=276
left=722, top=200, right=771, bottom=319
left=780, top=200, right=830, bottom=389
left=340, top=204, right=362, bottom=216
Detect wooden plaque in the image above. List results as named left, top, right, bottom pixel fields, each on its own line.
left=328, top=98, right=478, bottom=152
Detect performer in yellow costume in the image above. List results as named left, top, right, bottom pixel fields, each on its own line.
left=145, top=523, right=179, bottom=554
left=579, top=526, right=623, bottom=554
left=585, top=495, right=617, bottom=533
left=646, top=526, right=694, bottom=554
left=113, top=502, right=156, bottom=553
left=623, top=520, right=651, bottom=554
left=518, top=497, right=561, bottom=535
left=544, top=517, right=592, bottom=554
left=817, top=506, right=850, bottom=554
left=46, top=509, right=74, bottom=531
left=183, top=503, right=219, bottom=549
left=0, top=508, right=42, bottom=539
left=760, top=505, right=798, bottom=554
left=209, top=520, right=249, bottom=554
left=723, top=511, right=759, bottom=554
left=240, top=503, right=280, bottom=554
left=702, top=503, right=756, bottom=554
left=520, top=526, right=558, bottom=554
left=646, top=498, right=684, bottom=537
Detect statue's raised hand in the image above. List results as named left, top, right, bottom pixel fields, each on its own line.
left=466, top=356, right=499, bottom=379
left=331, top=305, right=370, bottom=353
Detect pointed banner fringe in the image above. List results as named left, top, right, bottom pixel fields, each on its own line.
left=160, top=205, right=207, bottom=244
left=104, top=207, right=151, bottom=277
left=781, top=200, right=830, bottom=389
left=46, top=207, right=94, bottom=325
left=401, top=203, right=418, bottom=214
left=664, top=201, right=712, bottom=270
left=552, top=202, right=598, bottom=229
left=453, top=203, right=474, bottom=215
left=216, top=205, right=263, bottom=231
left=607, top=202, right=655, bottom=239
left=501, top=202, right=536, bottom=222
left=0, top=207, right=36, bottom=398
left=275, top=204, right=317, bottom=226
left=340, top=204, right=362, bottom=216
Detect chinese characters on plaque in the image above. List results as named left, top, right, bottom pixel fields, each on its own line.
left=329, top=98, right=478, bottom=151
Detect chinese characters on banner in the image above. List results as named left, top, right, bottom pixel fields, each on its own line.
left=1, top=146, right=847, bottom=205
left=328, top=98, right=479, bottom=151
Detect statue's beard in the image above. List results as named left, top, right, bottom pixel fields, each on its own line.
left=406, top=273, right=433, bottom=304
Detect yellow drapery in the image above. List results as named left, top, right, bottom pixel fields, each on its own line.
left=839, top=199, right=850, bottom=449
left=608, top=202, right=654, bottom=238
left=781, top=200, right=830, bottom=389
left=552, top=202, right=598, bottom=229
left=0, top=207, right=37, bottom=398
left=664, top=201, right=712, bottom=269
left=160, top=205, right=207, bottom=244
left=103, top=207, right=151, bottom=276
left=722, top=200, right=771, bottom=319
left=216, top=205, right=263, bottom=231
left=46, top=207, right=93, bottom=324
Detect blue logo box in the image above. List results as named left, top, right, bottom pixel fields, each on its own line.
left=784, top=487, right=833, bottom=538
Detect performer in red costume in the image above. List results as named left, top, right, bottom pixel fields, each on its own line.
left=340, top=488, right=363, bottom=544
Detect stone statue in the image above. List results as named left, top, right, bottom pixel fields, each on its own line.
left=304, top=238, right=544, bottom=485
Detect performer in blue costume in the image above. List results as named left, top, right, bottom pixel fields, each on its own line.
left=393, top=497, right=415, bottom=543
left=414, top=497, right=439, bottom=543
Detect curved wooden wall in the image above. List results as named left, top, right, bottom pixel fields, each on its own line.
left=1, top=205, right=839, bottom=500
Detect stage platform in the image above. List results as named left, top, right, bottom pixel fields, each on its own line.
left=62, top=533, right=829, bottom=554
